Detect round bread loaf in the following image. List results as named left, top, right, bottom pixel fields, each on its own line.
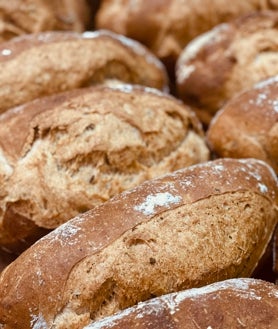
left=176, top=11, right=278, bottom=125
left=95, top=0, right=278, bottom=73
left=0, top=83, right=208, bottom=254
left=0, top=0, right=90, bottom=42
left=207, top=75, right=278, bottom=173
left=0, top=29, right=168, bottom=114
left=84, top=278, right=278, bottom=329
left=0, top=158, right=277, bottom=328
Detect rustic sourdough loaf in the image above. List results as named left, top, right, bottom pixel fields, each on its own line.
left=0, top=158, right=277, bottom=328
left=176, top=11, right=278, bottom=125
left=0, top=83, right=209, bottom=254
left=0, top=0, right=90, bottom=42
left=0, top=29, right=168, bottom=114
left=84, top=278, right=278, bottom=329
left=95, top=0, right=278, bottom=73
left=207, top=75, right=278, bottom=173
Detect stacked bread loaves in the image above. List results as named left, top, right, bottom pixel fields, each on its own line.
left=0, top=0, right=91, bottom=42
left=0, top=158, right=277, bottom=328
left=0, top=83, right=209, bottom=254
left=176, top=11, right=278, bottom=125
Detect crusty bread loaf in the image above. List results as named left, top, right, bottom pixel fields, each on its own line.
left=0, top=0, right=90, bottom=42
left=0, top=158, right=277, bottom=329
left=206, top=75, right=278, bottom=173
left=95, top=0, right=278, bottom=73
left=176, top=11, right=278, bottom=125
left=0, top=83, right=208, bottom=254
left=84, top=278, right=278, bottom=329
left=0, top=29, right=168, bottom=114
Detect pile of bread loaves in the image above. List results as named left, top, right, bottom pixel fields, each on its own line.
left=0, top=1, right=278, bottom=328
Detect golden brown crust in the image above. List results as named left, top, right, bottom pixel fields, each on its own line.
left=84, top=278, right=278, bottom=329
left=0, top=0, right=91, bottom=42
left=207, top=75, right=278, bottom=173
left=176, top=11, right=278, bottom=125
left=0, top=29, right=168, bottom=113
left=95, top=0, right=278, bottom=72
left=0, top=84, right=209, bottom=254
left=0, top=158, right=277, bottom=328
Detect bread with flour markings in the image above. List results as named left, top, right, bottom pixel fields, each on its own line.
left=0, top=83, right=208, bottom=254
left=176, top=11, right=278, bottom=125
left=84, top=278, right=278, bottom=329
left=0, top=29, right=168, bottom=113
left=0, top=158, right=277, bottom=328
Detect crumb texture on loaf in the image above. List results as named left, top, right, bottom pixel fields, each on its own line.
left=0, top=84, right=209, bottom=253
left=0, top=158, right=277, bottom=329
left=84, top=278, right=278, bottom=329
left=176, top=11, right=278, bottom=125
left=207, top=75, right=278, bottom=173
left=0, top=29, right=168, bottom=113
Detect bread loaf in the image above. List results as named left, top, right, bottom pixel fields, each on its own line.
left=0, top=0, right=90, bottom=42
left=0, top=29, right=168, bottom=113
left=207, top=75, right=278, bottom=173
left=95, top=0, right=278, bottom=73
left=84, top=278, right=278, bottom=329
left=0, top=83, right=208, bottom=254
left=0, top=158, right=277, bottom=329
left=176, top=11, right=278, bottom=125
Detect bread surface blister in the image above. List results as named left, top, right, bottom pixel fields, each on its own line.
left=0, top=158, right=277, bottom=328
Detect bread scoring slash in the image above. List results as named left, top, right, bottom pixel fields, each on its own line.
left=0, top=158, right=277, bottom=328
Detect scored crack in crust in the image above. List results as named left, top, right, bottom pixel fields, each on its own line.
left=0, top=84, right=209, bottom=254
left=0, top=29, right=168, bottom=114
left=0, top=158, right=277, bottom=328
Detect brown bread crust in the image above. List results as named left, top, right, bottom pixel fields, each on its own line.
left=0, top=0, right=91, bottom=42
left=95, top=0, right=278, bottom=72
left=0, top=158, right=277, bottom=328
left=176, top=11, right=278, bottom=125
left=207, top=76, right=278, bottom=173
left=0, top=84, right=208, bottom=254
left=0, top=29, right=168, bottom=113
left=84, top=278, right=278, bottom=329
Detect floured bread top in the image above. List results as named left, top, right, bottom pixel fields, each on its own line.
left=0, top=0, right=90, bottom=42
left=0, top=84, right=209, bottom=252
left=0, top=29, right=168, bottom=113
left=85, top=278, right=278, bottom=329
left=176, top=11, right=278, bottom=125
left=207, top=75, right=278, bottom=173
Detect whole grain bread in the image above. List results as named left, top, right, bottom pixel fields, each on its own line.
left=0, top=84, right=209, bottom=254
left=0, top=0, right=90, bottom=42
left=176, top=11, right=278, bottom=125
left=95, top=0, right=278, bottom=73
left=207, top=75, right=278, bottom=173
left=0, top=158, right=277, bottom=329
left=84, top=278, right=278, bottom=329
left=0, top=29, right=168, bottom=114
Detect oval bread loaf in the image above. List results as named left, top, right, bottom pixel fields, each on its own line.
left=0, top=0, right=90, bottom=42
left=176, top=11, right=278, bottom=125
left=85, top=278, right=278, bottom=329
left=0, top=158, right=277, bottom=328
left=0, top=83, right=209, bottom=254
left=0, top=29, right=168, bottom=114
left=95, top=0, right=278, bottom=73
left=207, top=75, right=278, bottom=173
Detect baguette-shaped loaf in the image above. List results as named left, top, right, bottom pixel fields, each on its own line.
left=95, top=0, right=278, bottom=72
left=85, top=278, right=278, bottom=329
left=176, top=11, right=278, bottom=125
left=0, top=29, right=168, bottom=113
left=0, top=0, right=90, bottom=42
left=207, top=76, right=278, bottom=173
left=0, top=158, right=277, bottom=329
left=0, top=84, right=208, bottom=254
